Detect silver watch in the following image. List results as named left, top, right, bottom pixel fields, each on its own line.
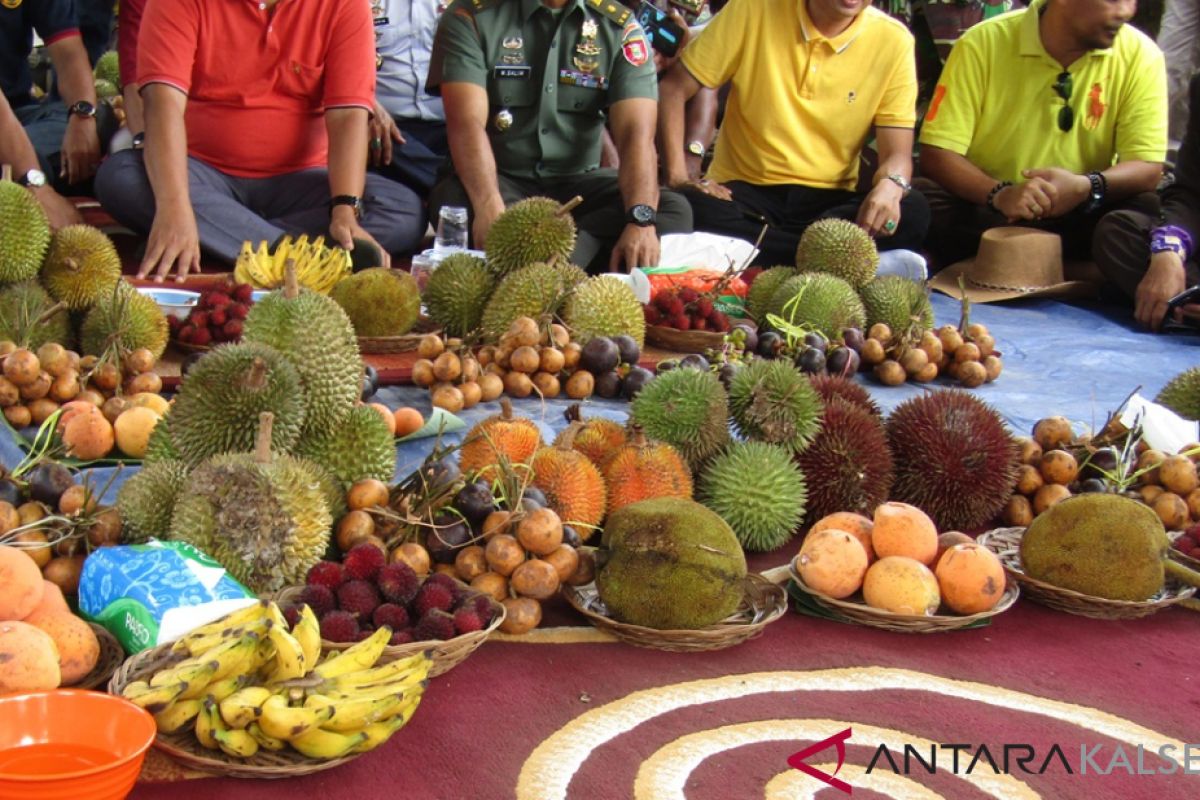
left=18, top=169, right=46, bottom=188
left=885, top=173, right=912, bottom=195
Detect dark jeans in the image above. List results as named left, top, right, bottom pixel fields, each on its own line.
left=1093, top=206, right=1200, bottom=302
left=371, top=118, right=447, bottom=197
left=428, top=168, right=693, bottom=273
left=13, top=99, right=117, bottom=194
left=915, top=177, right=1163, bottom=271
left=683, top=180, right=932, bottom=266
left=95, top=149, right=425, bottom=264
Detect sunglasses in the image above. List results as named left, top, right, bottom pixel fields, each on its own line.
left=1053, top=71, right=1074, bottom=132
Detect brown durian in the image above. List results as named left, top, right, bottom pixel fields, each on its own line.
left=602, top=425, right=692, bottom=515
left=458, top=398, right=543, bottom=479
left=530, top=423, right=607, bottom=537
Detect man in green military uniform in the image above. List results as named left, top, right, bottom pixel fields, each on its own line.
left=427, top=0, right=692, bottom=272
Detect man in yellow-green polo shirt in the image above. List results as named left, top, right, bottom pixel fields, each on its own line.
left=918, top=0, right=1166, bottom=269
left=658, top=0, right=931, bottom=266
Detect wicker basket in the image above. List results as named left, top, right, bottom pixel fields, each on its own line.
left=786, top=559, right=1019, bottom=633
left=644, top=324, right=728, bottom=354
left=172, top=339, right=213, bottom=355
left=1168, top=530, right=1200, bottom=572
left=357, top=317, right=441, bottom=354
left=275, top=585, right=504, bottom=677
left=69, top=623, right=125, bottom=691
left=977, top=527, right=1197, bottom=620
left=106, top=640, right=419, bottom=777
left=562, top=573, right=787, bottom=652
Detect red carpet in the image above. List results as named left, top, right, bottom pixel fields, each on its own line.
left=126, top=557, right=1200, bottom=800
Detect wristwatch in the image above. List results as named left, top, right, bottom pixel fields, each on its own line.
left=330, top=195, right=364, bottom=218
left=16, top=168, right=46, bottom=188
left=1080, top=171, right=1106, bottom=214
left=68, top=100, right=97, bottom=119
left=686, top=140, right=706, bottom=158
left=885, top=173, right=912, bottom=195
left=626, top=204, right=656, bottom=227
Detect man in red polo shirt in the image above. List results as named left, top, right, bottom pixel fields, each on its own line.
left=95, top=0, right=424, bottom=281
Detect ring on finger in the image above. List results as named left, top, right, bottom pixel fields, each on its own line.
left=1031, top=203, right=1042, bottom=216
left=883, top=219, right=897, bottom=233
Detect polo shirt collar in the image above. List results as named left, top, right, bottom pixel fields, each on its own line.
left=797, top=0, right=867, bottom=54
left=1019, top=0, right=1114, bottom=60
left=522, top=0, right=587, bottom=20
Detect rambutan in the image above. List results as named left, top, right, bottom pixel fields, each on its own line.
left=886, top=389, right=1020, bottom=530
left=233, top=283, right=254, bottom=303
left=373, top=603, right=410, bottom=630
left=190, top=326, right=213, bottom=346
left=643, top=305, right=662, bottom=326
left=471, top=594, right=494, bottom=623
left=337, top=579, right=382, bottom=621
left=189, top=311, right=209, bottom=329
left=378, top=561, right=420, bottom=605
left=412, top=582, right=455, bottom=617
left=343, top=542, right=386, bottom=581
left=319, top=610, right=360, bottom=643
left=299, top=583, right=337, bottom=617
left=222, top=319, right=244, bottom=339
left=209, top=307, right=227, bottom=327
left=425, top=571, right=467, bottom=600
left=414, top=609, right=456, bottom=641
left=808, top=373, right=881, bottom=417
left=306, top=560, right=346, bottom=590
left=205, top=292, right=232, bottom=309
left=282, top=604, right=302, bottom=628
left=665, top=297, right=685, bottom=317
left=669, top=314, right=690, bottom=331
left=228, top=303, right=249, bottom=319
left=694, top=297, right=714, bottom=318
left=453, top=608, right=485, bottom=635
left=389, top=629, right=415, bottom=646
left=796, top=397, right=893, bottom=524
left=742, top=266, right=764, bottom=286
left=654, top=291, right=676, bottom=312
left=678, top=287, right=699, bottom=304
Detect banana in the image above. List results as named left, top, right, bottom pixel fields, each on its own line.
left=265, top=624, right=308, bottom=683
left=304, top=692, right=407, bottom=733
left=123, top=680, right=189, bottom=714
left=219, top=686, right=273, bottom=730
left=194, top=698, right=220, bottom=750
left=316, top=667, right=429, bottom=704
left=154, top=698, right=204, bottom=734
left=258, top=695, right=334, bottom=741
left=211, top=710, right=261, bottom=759
left=150, top=657, right=217, bottom=688
left=321, top=651, right=431, bottom=693
left=287, top=726, right=369, bottom=760
left=351, top=695, right=424, bottom=754
left=174, top=662, right=221, bottom=701
left=312, top=627, right=391, bottom=680
left=205, top=674, right=250, bottom=703
left=292, top=604, right=322, bottom=670
left=172, top=601, right=270, bottom=654
left=210, top=632, right=264, bottom=682
left=247, top=722, right=287, bottom=752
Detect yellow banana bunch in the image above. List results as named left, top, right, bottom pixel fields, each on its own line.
left=233, top=234, right=351, bottom=294
left=172, top=600, right=271, bottom=655
left=312, top=627, right=392, bottom=680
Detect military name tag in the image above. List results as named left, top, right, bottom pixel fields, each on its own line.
left=495, top=65, right=532, bottom=79
left=559, top=69, right=608, bottom=90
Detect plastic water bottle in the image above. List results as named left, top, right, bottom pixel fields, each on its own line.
left=434, top=206, right=469, bottom=254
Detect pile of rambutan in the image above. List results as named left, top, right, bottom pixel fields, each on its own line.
left=643, top=287, right=732, bottom=333
left=292, top=542, right=495, bottom=644
left=170, top=282, right=255, bottom=347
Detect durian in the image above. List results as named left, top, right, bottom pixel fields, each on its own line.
left=859, top=275, right=934, bottom=341
left=557, top=404, right=626, bottom=468
left=745, top=266, right=796, bottom=323
left=807, top=373, right=881, bottom=417
left=40, top=225, right=122, bottom=310
left=560, top=275, right=646, bottom=347
left=630, top=367, right=730, bottom=470
left=80, top=281, right=169, bottom=359
left=330, top=268, right=420, bottom=337
left=597, top=497, right=747, bottom=629
left=0, top=282, right=71, bottom=350
left=94, top=79, right=119, bottom=99
left=168, top=342, right=306, bottom=465
left=242, top=268, right=362, bottom=437
left=796, top=397, right=893, bottom=523
left=728, top=359, right=824, bottom=453
left=795, top=218, right=879, bottom=288
left=602, top=426, right=692, bottom=515
left=1156, top=367, right=1200, bottom=421
left=459, top=398, right=543, bottom=479
left=529, top=423, right=607, bottom=535
left=93, top=50, right=120, bottom=86
left=295, top=404, right=395, bottom=489
left=485, top=196, right=578, bottom=278
left=168, top=413, right=332, bottom=594
left=0, top=169, right=51, bottom=285
left=422, top=253, right=495, bottom=337
left=479, top=261, right=586, bottom=342
left=698, top=441, right=806, bottom=552
left=143, top=410, right=179, bottom=463
left=116, top=459, right=190, bottom=543
left=764, top=273, right=866, bottom=341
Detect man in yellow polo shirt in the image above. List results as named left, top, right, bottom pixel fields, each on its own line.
left=918, top=0, right=1166, bottom=269
left=658, top=0, right=930, bottom=266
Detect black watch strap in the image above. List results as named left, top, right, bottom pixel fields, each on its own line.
left=1081, top=171, right=1106, bottom=214
left=330, top=195, right=363, bottom=218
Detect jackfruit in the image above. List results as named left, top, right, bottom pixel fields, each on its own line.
left=330, top=268, right=420, bottom=337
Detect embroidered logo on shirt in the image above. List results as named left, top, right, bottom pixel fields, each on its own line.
left=1085, top=82, right=1106, bottom=130
left=621, top=22, right=649, bottom=66
left=926, top=84, right=947, bottom=123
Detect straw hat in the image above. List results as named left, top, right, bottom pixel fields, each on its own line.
left=928, top=227, right=1099, bottom=303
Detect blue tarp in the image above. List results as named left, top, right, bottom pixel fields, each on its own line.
left=4, top=293, right=1196, bottom=504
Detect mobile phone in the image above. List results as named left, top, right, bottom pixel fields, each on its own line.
left=1162, top=284, right=1200, bottom=331
left=636, top=1, right=685, bottom=58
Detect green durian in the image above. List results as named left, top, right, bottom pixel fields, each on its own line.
left=422, top=253, right=495, bottom=337
left=295, top=404, right=395, bottom=489
left=0, top=282, right=72, bottom=349
left=1156, top=367, right=1200, bottom=421
left=479, top=261, right=586, bottom=342
left=143, top=410, right=179, bottom=463
left=116, top=459, right=190, bottom=543
left=484, top=196, right=577, bottom=279
left=93, top=50, right=120, bottom=86
left=40, top=225, right=122, bottom=310
left=80, top=281, right=169, bottom=359
left=94, top=79, right=119, bottom=99
left=698, top=442, right=807, bottom=552
left=764, top=272, right=866, bottom=341
left=0, top=174, right=50, bottom=285
left=630, top=367, right=730, bottom=470
left=859, top=275, right=934, bottom=341
left=561, top=275, right=646, bottom=346
left=746, top=266, right=796, bottom=323
left=330, top=268, right=420, bottom=337
left=728, top=359, right=824, bottom=452
left=795, top=218, right=879, bottom=288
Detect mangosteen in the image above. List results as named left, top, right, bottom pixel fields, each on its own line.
left=840, top=327, right=865, bottom=353
left=28, top=463, right=75, bottom=507
left=562, top=525, right=582, bottom=548
left=419, top=458, right=460, bottom=494
left=803, top=332, right=828, bottom=351
left=594, top=370, right=623, bottom=398
left=426, top=513, right=474, bottom=563
left=621, top=366, right=654, bottom=400
left=580, top=337, right=620, bottom=374
left=0, top=479, right=23, bottom=507
left=731, top=323, right=758, bottom=354
left=180, top=351, right=206, bottom=376
left=795, top=347, right=826, bottom=374
left=757, top=331, right=784, bottom=358
left=679, top=354, right=710, bottom=372
left=655, top=359, right=679, bottom=374
left=826, top=346, right=861, bottom=377
left=361, top=364, right=379, bottom=401
left=523, top=486, right=548, bottom=507
left=453, top=481, right=497, bottom=526
left=1080, top=447, right=1120, bottom=481
left=519, top=497, right=544, bottom=515
left=611, top=335, right=641, bottom=366
left=1079, top=478, right=1109, bottom=493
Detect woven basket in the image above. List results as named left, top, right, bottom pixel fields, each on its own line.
left=562, top=573, right=786, bottom=652
left=172, top=340, right=213, bottom=354
left=977, top=527, right=1197, bottom=620
left=644, top=324, right=727, bottom=354
left=69, top=623, right=125, bottom=691
left=787, top=559, right=1019, bottom=633
left=107, top=639, right=434, bottom=778
left=357, top=317, right=441, bottom=354
left=1168, top=530, right=1200, bottom=571
left=275, top=584, right=504, bottom=677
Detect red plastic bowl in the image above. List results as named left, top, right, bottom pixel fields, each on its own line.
left=0, top=689, right=155, bottom=800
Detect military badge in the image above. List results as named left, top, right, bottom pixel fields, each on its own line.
left=621, top=24, right=649, bottom=67
left=503, top=36, right=524, bottom=49
left=494, top=109, right=513, bottom=131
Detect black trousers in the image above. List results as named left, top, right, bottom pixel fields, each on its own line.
left=371, top=118, right=447, bottom=197
left=1093, top=206, right=1200, bottom=302
left=682, top=180, right=932, bottom=267
left=429, top=168, right=693, bottom=273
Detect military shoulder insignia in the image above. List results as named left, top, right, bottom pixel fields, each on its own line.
left=620, top=20, right=650, bottom=66
left=585, top=0, right=631, bottom=26
left=468, top=0, right=500, bottom=12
